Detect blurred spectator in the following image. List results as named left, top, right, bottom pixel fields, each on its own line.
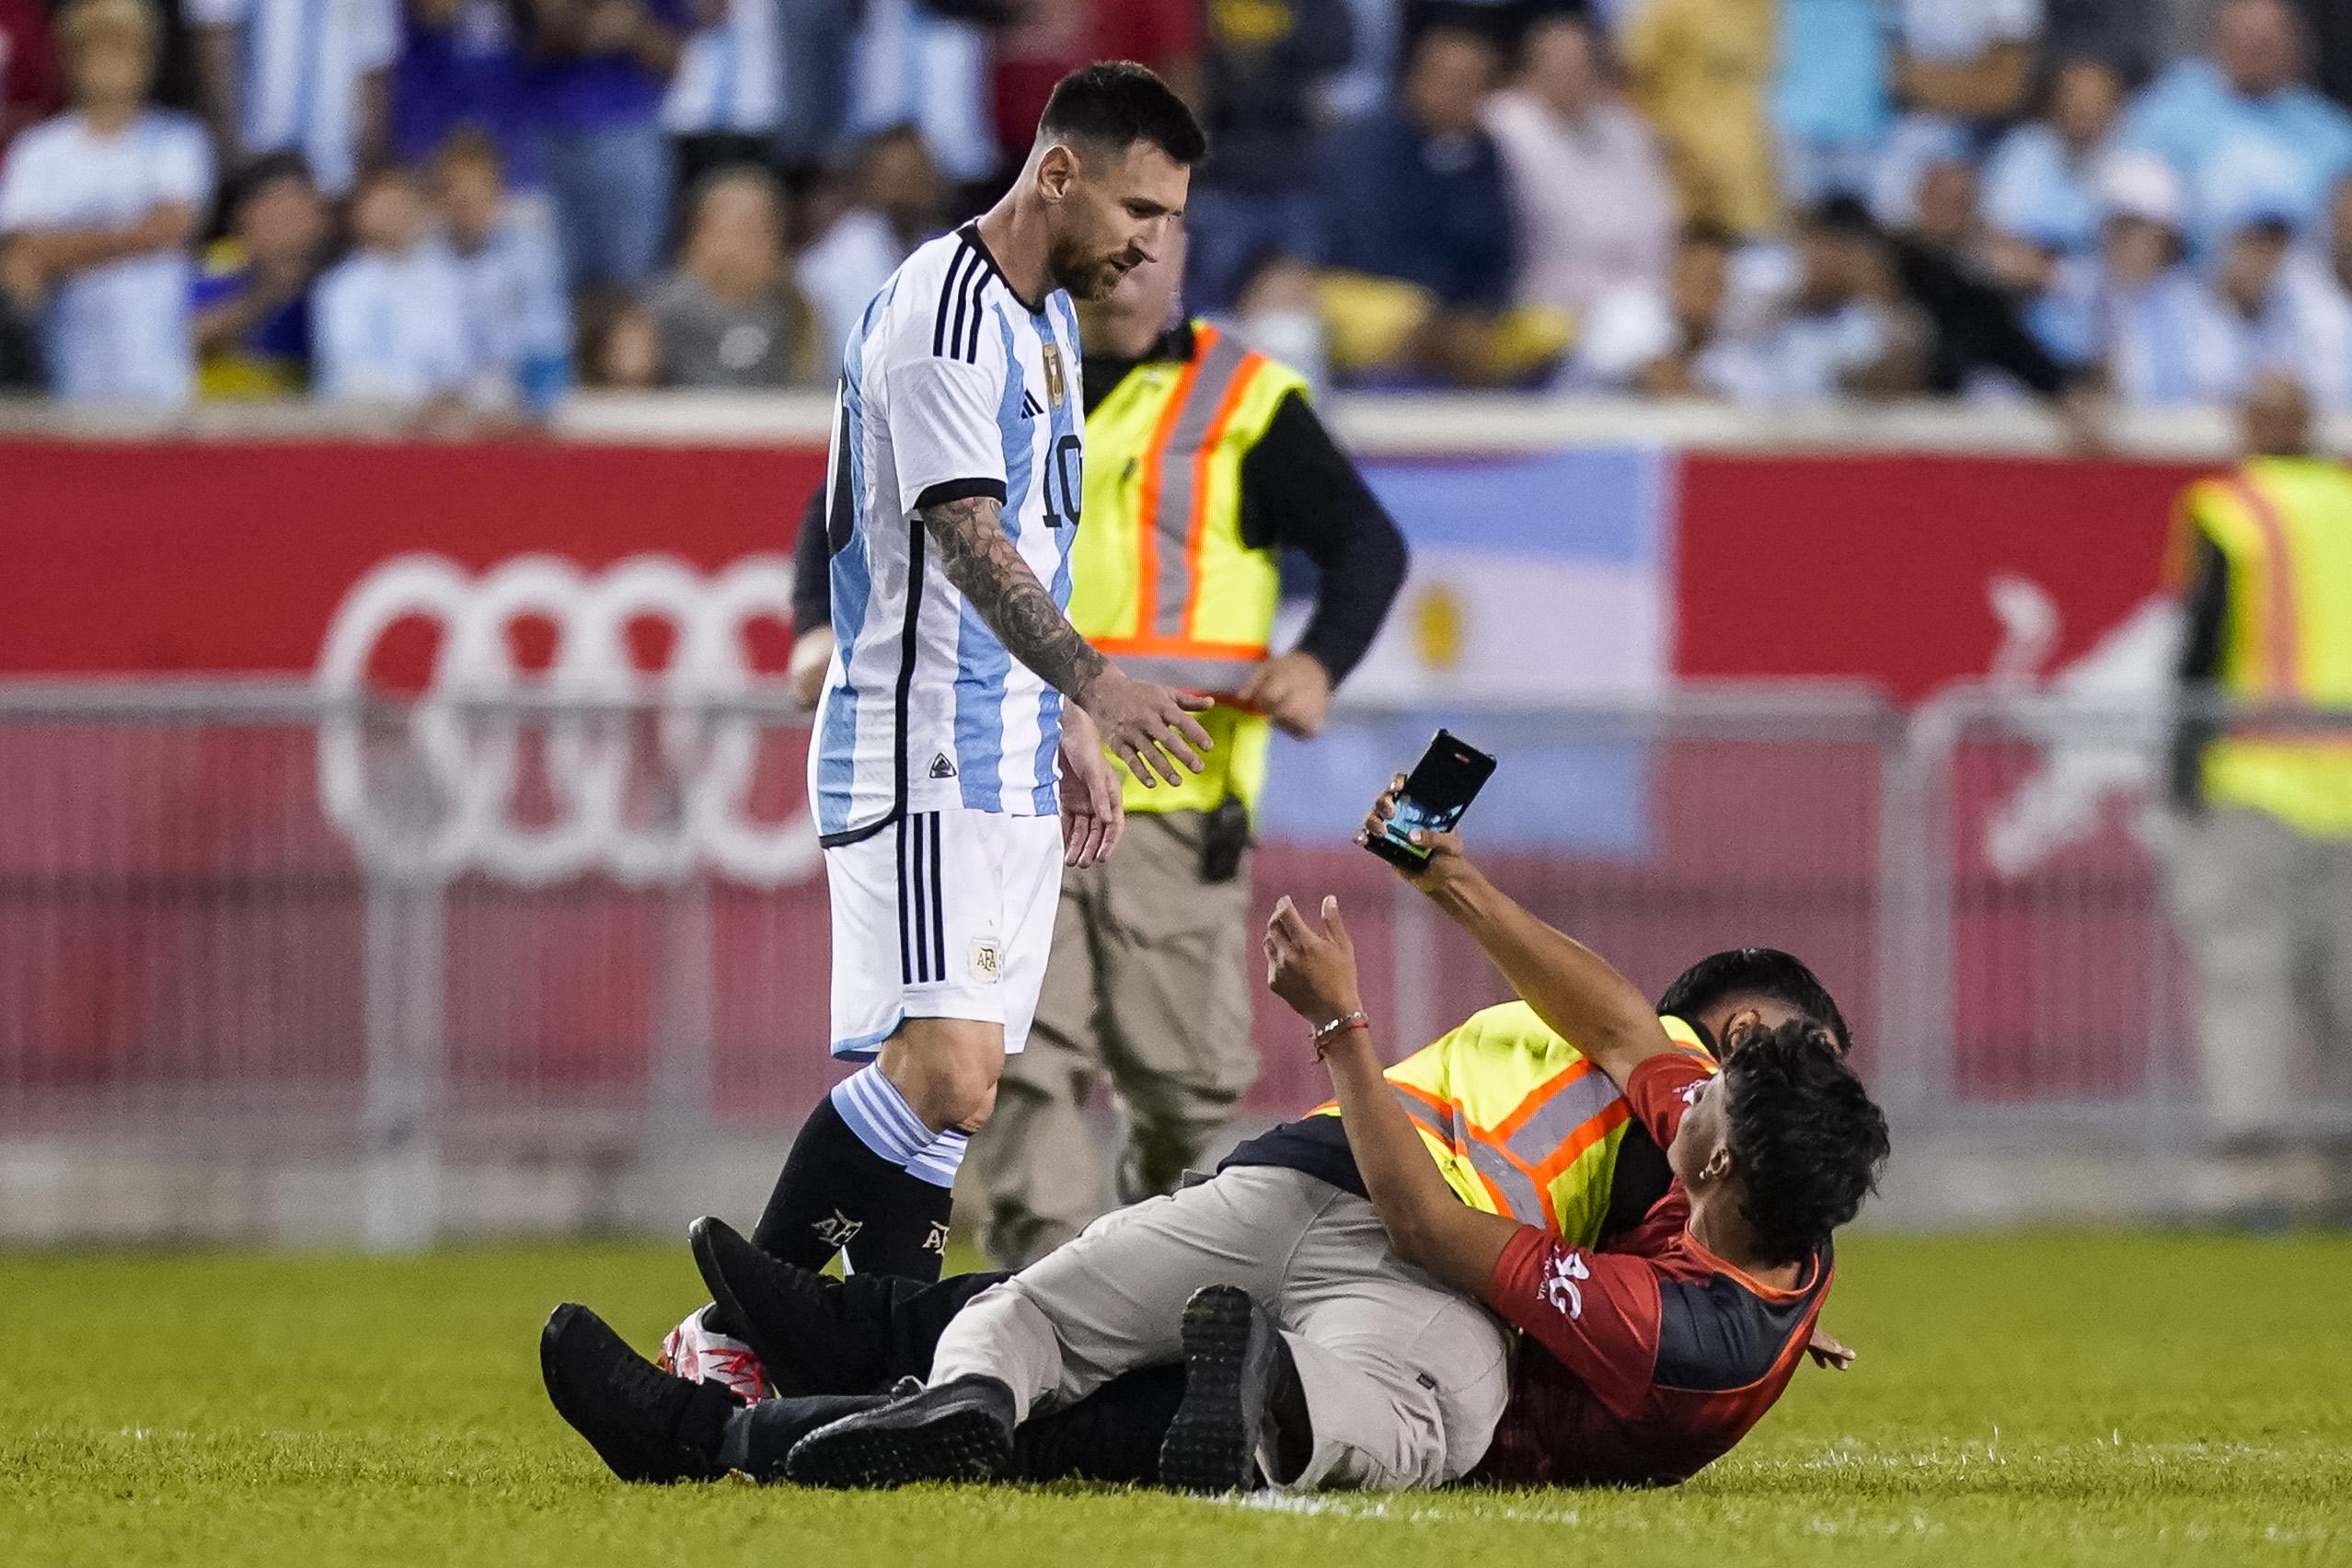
left=313, top=163, right=471, bottom=407
left=0, top=0, right=63, bottom=156
left=797, top=122, right=945, bottom=373
left=663, top=0, right=783, bottom=192
left=1228, top=248, right=1331, bottom=395
left=1892, top=0, right=2042, bottom=122
left=1482, top=13, right=1675, bottom=320
left=436, top=126, right=571, bottom=409
left=1772, top=0, right=1890, bottom=207
left=396, top=0, right=539, bottom=191
left=1622, top=0, right=1778, bottom=237
left=582, top=294, right=661, bottom=386
left=2204, top=206, right=2352, bottom=407
left=1890, top=157, right=2079, bottom=409
left=0, top=0, right=211, bottom=404
left=1873, top=0, right=2045, bottom=228
left=190, top=151, right=325, bottom=398
left=1980, top=55, right=2127, bottom=292
left=992, top=0, right=1199, bottom=165
left=1571, top=219, right=1737, bottom=393
left=1186, top=0, right=1355, bottom=308
left=2038, top=153, right=2235, bottom=405
left=1316, top=26, right=1568, bottom=385
left=518, top=0, right=687, bottom=294
left=188, top=0, right=398, bottom=198
left=2118, top=0, right=2352, bottom=254
left=2165, top=372, right=2352, bottom=1174
left=845, top=0, right=996, bottom=185
left=1706, top=199, right=1929, bottom=401
left=643, top=162, right=819, bottom=387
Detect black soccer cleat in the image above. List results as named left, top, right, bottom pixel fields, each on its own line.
left=688, top=1215, right=860, bottom=1397
left=1159, top=1284, right=1292, bottom=1494
left=783, top=1375, right=1016, bottom=1489
left=540, top=1302, right=735, bottom=1484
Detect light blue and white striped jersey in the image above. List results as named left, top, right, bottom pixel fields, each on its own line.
left=184, top=0, right=400, bottom=196
left=812, top=223, right=1086, bottom=845
left=662, top=0, right=782, bottom=134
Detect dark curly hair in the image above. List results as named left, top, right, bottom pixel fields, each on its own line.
left=1040, top=62, right=1208, bottom=166
left=1717, top=1022, right=1890, bottom=1266
left=1656, top=948, right=1851, bottom=1055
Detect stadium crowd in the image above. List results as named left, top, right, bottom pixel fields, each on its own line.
left=6, top=0, right=2352, bottom=415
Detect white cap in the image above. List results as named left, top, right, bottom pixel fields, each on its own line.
left=2097, top=152, right=2186, bottom=230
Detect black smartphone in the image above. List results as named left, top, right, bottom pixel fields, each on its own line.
left=1363, top=730, right=1496, bottom=870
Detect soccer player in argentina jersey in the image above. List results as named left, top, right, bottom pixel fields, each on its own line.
left=660, top=63, right=1216, bottom=1387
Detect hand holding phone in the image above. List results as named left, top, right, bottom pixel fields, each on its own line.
left=1360, top=730, right=1495, bottom=872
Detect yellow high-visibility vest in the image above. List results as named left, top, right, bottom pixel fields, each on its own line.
left=1305, top=1004, right=1716, bottom=1245
left=2176, top=456, right=2352, bottom=836
left=1070, top=321, right=1307, bottom=814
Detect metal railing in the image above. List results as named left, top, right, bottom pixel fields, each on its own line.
left=1, top=680, right=2344, bottom=1242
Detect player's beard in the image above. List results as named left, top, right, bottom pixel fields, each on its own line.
left=1048, top=235, right=1130, bottom=302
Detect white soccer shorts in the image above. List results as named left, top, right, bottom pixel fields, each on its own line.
left=824, top=807, right=1064, bottom=1059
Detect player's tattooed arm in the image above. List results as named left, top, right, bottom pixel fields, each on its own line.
left=918, top=493, right=1213, bottom=789
left=919, top=493, right=1106, bottom=700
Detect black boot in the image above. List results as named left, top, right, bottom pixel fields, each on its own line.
left=1158, top=1284, right=1299, bottom=1493
left=539, top=1304, right=740, bottom=1483
left=784, top=1375, right=1017, bottom=1489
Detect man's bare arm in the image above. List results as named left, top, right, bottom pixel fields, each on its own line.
left=920, top=492, right=1105, bottom=700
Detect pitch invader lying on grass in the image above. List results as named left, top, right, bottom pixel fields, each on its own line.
left=543, top=787, right=1890, bottom=1493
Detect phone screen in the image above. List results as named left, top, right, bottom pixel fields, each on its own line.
left=1367, top=731, right=1496, bottom=869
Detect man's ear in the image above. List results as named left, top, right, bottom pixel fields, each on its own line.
left=1700, top=1141, right=1735, bottom=1185
left=1721, top=1005, right=1765, bottom=1053
left=1036, top=143, right=1078, bottom=203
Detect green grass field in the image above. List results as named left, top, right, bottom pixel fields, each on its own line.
left=6, top=1231, right=2351, bottom=1567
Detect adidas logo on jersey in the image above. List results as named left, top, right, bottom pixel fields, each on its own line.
left=1019, top=390, right=1045, bottom=420
left=929, top=753, right=959, bottom=779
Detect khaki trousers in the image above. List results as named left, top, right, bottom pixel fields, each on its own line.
left=929, top=1164, right=1513, bottom=1492
left=2165, top=807, right=2352, bottom=1135
left=965, top=810, right=1260, bottom=1269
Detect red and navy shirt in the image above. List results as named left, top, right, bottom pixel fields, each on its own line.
left=1474, top=1054, right=1833, bottom=1489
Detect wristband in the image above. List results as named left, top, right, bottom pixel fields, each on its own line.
left=1311, top=1009, right=1370, bottom=1059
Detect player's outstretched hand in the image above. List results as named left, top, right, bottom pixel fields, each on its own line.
left=1056, top=708, right=1124, bottom=869
left=1079, top=667, right=1215, bottom=789
left=1263, top=894, right=1364, bottom=1027
left=1356, top=772, right=1470, bottom=893
left=1805, top=1326, right=1857, bottom=1372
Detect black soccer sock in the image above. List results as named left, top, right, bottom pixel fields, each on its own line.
left=745, top=1076, right=960, bottom=1286
left=719, top=1393, right=888, bottom=1482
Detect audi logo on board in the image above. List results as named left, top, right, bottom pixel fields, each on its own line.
left=315, top=553, right=818, bottom=887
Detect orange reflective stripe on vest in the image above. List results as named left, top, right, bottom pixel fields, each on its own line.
left=1098, top=323, right=1272, bottom=663
left=1331, top=1060, right=1633, bottom=1233
left=2222, top=475, right=2305, bottom=698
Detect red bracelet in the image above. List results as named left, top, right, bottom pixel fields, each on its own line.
left=1311, top=1010, right=1370, bottom=1059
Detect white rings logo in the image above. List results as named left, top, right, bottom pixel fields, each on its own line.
left=316, top=552, right=819, bottom=887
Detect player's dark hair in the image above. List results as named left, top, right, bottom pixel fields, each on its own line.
left=1656, top=948, right=1851, bottom=1055
left=1718, top=1023, right=1889, bottom=1266
left=1038, top=61, right=1207, bottom=166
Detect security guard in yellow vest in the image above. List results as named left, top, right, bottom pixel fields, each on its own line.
left=2166, top=373, right=2352, bottom=1154
left=790, top=239, right=1408, bottom=1267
